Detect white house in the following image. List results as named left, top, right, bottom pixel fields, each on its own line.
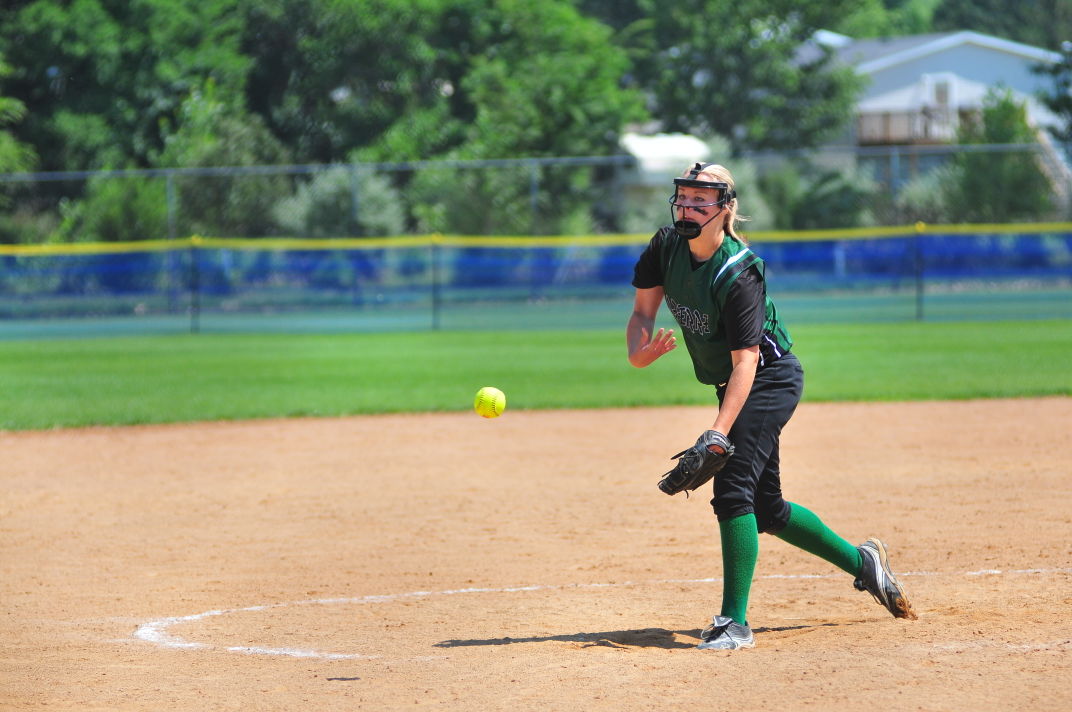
left=811, top=30, right=1064, bottom=146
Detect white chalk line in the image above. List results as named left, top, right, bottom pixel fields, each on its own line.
left=132, top=567, right=1072, bottom=661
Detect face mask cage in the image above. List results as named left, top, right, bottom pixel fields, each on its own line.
left=668, top=165, right=737, bottom=239
left=667, top=190, right=732, bottom=216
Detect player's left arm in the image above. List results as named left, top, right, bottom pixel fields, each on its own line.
left=712, top=346, right=759, bottom=434
left=711, top=269, right=764, bottom=434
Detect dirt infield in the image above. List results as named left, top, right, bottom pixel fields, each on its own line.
left=2, top=397, right=1070, bottom=711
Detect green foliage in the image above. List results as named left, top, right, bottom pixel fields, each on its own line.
left=361, top=101, right=463, bottom=164
left=0, top=51, right=37, bottom=215
left=2, top=0, right=1067, bottom=241
left=757, top=160, right=876, bottom=230
left=423, top=0, right=874, bottom=155
left=568, top=0, right=646, bottom=32
left=237, top=0, right=645, bottom=236
left=893, top=166, right=956, bottom=224
left=0, top=0, right=637, bottom=172
left=157, top=80, right=293, bottom=237
left=932, top=0, right=1072, bottom=50
left=392, top=1, right=645, bottom=234
left=241, top=0, right=645, bottom=164
left=2, top=0, right=1067, bottom=177
left=405, top=163, right=591, bottom=236
left=944, top=89, right=1054, bottom=223
left=594, top=0, right=865, bottom=153
left=272, top=166, right=401, bottom=237
left=702, top=136, right=774, bottom=232
left=835, top=0, right=942, bottom=37
left=241, top=0, right=449, bottom=163
left=448, top=1, right=644, bottom=160
left=48, top=111, right=125, bottom=169
left=41, top=175, right=168, bottom=292
left=55, top=174, right=168, bottom=243
left=0, top=208, right=58, bottom=247
left=0, top=0, right=250, bottom=170
left=1, top=321, right=1069, bottom=429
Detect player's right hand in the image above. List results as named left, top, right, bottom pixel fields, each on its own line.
left=629, top=327, right=676, bottom=368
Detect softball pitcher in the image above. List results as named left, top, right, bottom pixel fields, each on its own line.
left=626, top=162, right=917, bottom=650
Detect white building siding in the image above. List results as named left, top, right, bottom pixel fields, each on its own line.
left=862, top=45, right=1054, bottom=100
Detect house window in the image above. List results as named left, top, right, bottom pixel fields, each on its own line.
left=934, top=80, right=950, bottom=109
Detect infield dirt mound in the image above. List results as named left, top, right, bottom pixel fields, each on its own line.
left=2, top=397, right=1070, bottom=710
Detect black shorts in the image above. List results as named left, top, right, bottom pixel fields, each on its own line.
left=711, top=352, right=803, bottom=533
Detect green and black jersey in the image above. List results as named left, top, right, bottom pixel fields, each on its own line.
left=632, top=226, right=793, bottom=386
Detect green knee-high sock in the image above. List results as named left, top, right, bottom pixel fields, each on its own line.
left=774, top=503, right=862, bottom=576
left=719, top=514, right=759, bottom=626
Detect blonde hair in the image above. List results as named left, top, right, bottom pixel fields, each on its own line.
left=683, top=163, right=749, bottom=241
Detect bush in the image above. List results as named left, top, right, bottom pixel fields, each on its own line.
left=157, top=80, right=293, bottom=238
left=894, top=167, right=957, bottom=224
left=55, top=174, right=168, bottom=244
left=944, top=88, right=1055, bottom=223
left=49, top=174, right=169, bottom=293
left=272, top=166, right=400, bottom=238
left=757, top=160, right=876, bottom=230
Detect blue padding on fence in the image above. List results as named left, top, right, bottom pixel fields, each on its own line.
left=1, top=231, right=1069, bottom=324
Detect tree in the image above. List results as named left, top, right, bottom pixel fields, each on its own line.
left=575, top=0, right=865, bottom=153
left=834, top=0, right=941, bottom=38
left=944, top=89, right=1054, bottom=223
left=0, top=50, right=40, bottom=244
left=241, top=0, right=645, bottom=164
left=0, top=53, right=35, bottom=177
left=0, top=0, right=250, bottom=170
left=443, top=2, right=644, bottom=158
left=932, top=0, right=1072, bottom=51
left=569, top=0, right=647, bottom=32
left=757, top=160, right=875, bottom=230
left=240, top=0, right=454, bottom=164
left=156, top=80, right=293, bottom=238
left=1034, top=41, right=1072, bottom=157
left=357, top=0, right=647, bottom=234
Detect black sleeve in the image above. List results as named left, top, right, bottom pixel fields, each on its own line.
left=722, top=267, right=765, bottom=350
left=631, top=229, right=668, bottom=288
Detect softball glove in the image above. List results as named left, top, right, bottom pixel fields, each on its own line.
left=658, top=430, right=734, bottom=496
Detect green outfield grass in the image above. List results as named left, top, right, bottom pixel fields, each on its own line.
left=0, top=319, right=1069, bottom=430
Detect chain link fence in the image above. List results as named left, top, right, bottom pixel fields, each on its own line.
left=1, top=144, right=1070, bottom=245
left=1, top=146, right=1070, bottom=336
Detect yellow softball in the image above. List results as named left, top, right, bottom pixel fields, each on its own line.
left=474, top=386, right=506, bottom=418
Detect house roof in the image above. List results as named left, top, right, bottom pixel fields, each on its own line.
left=856, top=72, right=1059, bottom=127
left=832, top=33, right=954, bottom=68
left=619, top=132, right=709, bottom=174
left=819, top=31, right=1062, bottom=74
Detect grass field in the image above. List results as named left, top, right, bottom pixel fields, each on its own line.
left=1, top=319, right=1069, bottom=431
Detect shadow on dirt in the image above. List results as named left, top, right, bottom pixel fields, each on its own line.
left=435, top=628, right=697, bottom=650
left=752, top=621, right=857, bottom=633
left=435, top=620, right=856, bottom=650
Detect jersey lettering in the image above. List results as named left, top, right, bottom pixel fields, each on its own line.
left=664, top=295, right=711, bottom=336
